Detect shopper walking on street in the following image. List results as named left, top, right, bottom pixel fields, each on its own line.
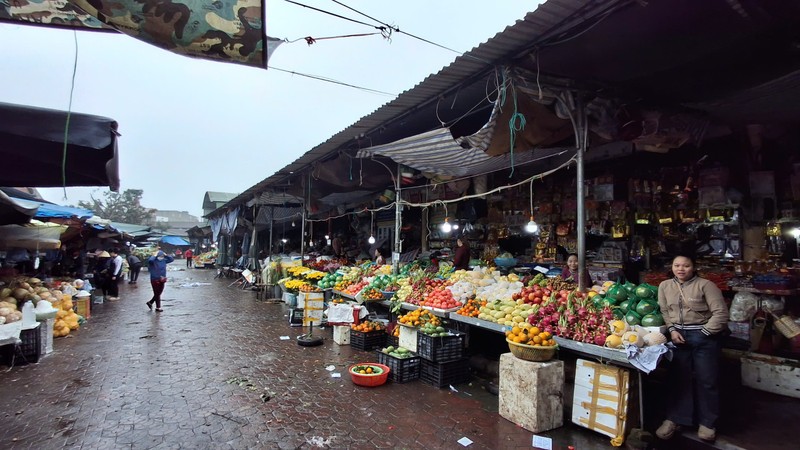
left=93, top=250, right=112, bottom=300
left=184, top=248, right=193, bottom=268
left=106, top=248, right=124, bottom=300
left=127, top=253, right=142, bottom=284
left=147, top=250, right=174, bottom=312
left=655, top=254, right=729, bottom=442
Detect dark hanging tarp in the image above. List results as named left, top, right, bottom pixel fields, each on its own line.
left=0, top=102, right=120, bottom=190
left=0, top=0, right=280, bottom=69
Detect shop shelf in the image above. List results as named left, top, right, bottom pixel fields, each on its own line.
left=420, top=358, right=470, bottom=388
left=375, top=350, right=421, bottom=383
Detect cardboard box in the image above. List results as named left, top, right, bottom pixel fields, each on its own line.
left=333, top=325, right=350, bottom=345
left=572, top=359, right=630, bottom=440
left=741, top=354, right=800, bottom=399
left=499, top=353, right=564, bottom=433
left=399, top=325, right=418, bottom=353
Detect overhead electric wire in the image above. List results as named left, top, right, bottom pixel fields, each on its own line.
left=268, top=66, right=396, bottom=96
left=283, top=0, right=389, bottom=32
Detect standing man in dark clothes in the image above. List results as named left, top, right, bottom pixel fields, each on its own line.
left=127, top=253, right=142, bottom=285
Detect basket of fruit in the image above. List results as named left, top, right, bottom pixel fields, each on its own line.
left=349, top=363, right=391, bottom=387
left=506, top=339, right=557, bottom=362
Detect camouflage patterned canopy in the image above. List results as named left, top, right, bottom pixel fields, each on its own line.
left=0, top=0, right=279, bottom=68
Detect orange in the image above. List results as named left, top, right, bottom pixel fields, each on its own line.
left=533, top=336, right=542, bottom=345
left=511, top=326, right=521, bottom=335
left=530, top=327, right=540, bottom=335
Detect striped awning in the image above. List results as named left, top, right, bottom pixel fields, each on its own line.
left=356, top=91, right=561, bottom=177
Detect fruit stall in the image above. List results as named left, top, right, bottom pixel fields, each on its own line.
left=282, top=257, right=677, bottom=444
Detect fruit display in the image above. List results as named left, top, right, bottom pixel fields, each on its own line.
left=421, top=287, right=460, bottom=310
left=418, top=323, right=450, bottom=337
left=282, top=279, right=310, bottom=293
left=351, top=320, right=385, bottom=332
left=343, top=280, right=369, bottom=296
left=299, top=283, right=321, bottom=293
left=455, top=298, right=486, bottom=318
left=505, top=324, right=556, bottom=347
left=380, top=345, right=413, bottom=358
left=525, top=285, right=613, bottom=346
left=303, top=270, right=326, bottom=283
left=316, top=272, right=339, bottom=290
left=359, top=287, right=385, bottom=301
left=398, top=308, right=441, bottom=327
left=478, top=299, right=535, bottom=327
left=0, top=300, right=20, bottom=324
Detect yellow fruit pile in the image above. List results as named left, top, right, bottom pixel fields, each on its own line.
left=52, top=296, right=80, bottom=337
left=505, top=324, right=555, bottom=347
left=398, top=308, right=441, bottom=327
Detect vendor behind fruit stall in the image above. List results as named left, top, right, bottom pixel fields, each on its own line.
left=562, top=253, right=592, bottom=286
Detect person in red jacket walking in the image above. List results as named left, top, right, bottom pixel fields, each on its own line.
left=184, top=248, right=194, bottom=268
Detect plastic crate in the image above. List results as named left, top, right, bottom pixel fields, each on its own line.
left=350, top=330, right=386, bottom=352
left=420, top=358, right=470, bottom=388
left=1, top=324, right=41, bottom=366
left=417, top=330, right=465, bottom=363
left=376, top=350, right=421, bottom=383
left=386, top=334, right=399, bottom=348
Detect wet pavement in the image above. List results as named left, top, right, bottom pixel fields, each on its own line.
left=0, top=268, right=614, bottom=449
left=0, top=268, right=784, bottom=449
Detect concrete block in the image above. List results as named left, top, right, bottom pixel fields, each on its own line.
left=499, top=352, right=564, bottom=433
left=333, top=326, right=350, bottom=345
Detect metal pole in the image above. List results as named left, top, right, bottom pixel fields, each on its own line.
left=250, top=202, right=259, bottom=270
left=269, top=207, right=274, bottom=257
left=576, top=100, right=588, bottom=291
left=394, top=164, right=402, bottom=274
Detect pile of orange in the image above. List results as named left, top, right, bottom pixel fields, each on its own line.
left=456, top=298, right=486, bottom=318
left=398, top=308, right=441, bottom=327
left=351, top=320, right=385, bottom=333
left=299, top=284, right=321, bottom=293
left=505, top=325, right=556, bottom=347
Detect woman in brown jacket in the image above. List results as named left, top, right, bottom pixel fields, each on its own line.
left=655, top=255, right=729, bottom=442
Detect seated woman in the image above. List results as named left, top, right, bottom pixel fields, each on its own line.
left=562, top=253, right=593, bottom=286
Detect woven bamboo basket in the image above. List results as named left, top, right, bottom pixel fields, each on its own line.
left=771, top=313, right=800, bottom=339
left=506, top=338, right=557, bottom=362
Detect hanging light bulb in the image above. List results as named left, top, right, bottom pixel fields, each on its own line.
left=453, top=223, right=460, bottom=230
left=525, top=216, right=539, bottom=234
left=525, top=178, right=539, bottom=234
left=291, top=220, right=296, bottom=227
left=368, top=210, right=376, bottom=244
left=281, top=238, right=288, bottom=244
left=441, top=217, right=452, bottom=233
left=324, top=234, right=330, bottom=240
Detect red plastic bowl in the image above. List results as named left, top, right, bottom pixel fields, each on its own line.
left=348, top=363, right=390, bottom=387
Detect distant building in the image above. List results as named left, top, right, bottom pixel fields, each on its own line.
left=147, top=210, right=201, bottom=236
left=203, top=191, right=238, bottom=217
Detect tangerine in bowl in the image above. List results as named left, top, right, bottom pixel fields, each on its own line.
left=348, top=363, right=390, bottom=387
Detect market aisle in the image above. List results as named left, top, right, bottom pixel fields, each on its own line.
left=0, top=267, right=611, bottom=450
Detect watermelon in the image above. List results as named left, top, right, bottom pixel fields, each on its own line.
left=635, top=300, right=658, bottom=316
left=618, top=299, right=631, bottom=312
left=625, top=310, right=642, bottom=326
left=641, top=313, right=665, bottom=327
left=635, top=284, right=655, bottom=299
left=607, top=285, right=628, bottom=302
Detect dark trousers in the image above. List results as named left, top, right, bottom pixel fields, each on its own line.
left=668, top=329, right=721, bottom=429
left=186, top=257, right=193, bottom=268
left=150, top=279, right=166, bottom=308
left=108, top=276, right=121, bottom=297
left=129, top=264, right=142, bottom=282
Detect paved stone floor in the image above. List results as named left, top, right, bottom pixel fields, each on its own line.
left=0, top=268, right=614, bottom=449
left=4, top=267, right=791, bottom=449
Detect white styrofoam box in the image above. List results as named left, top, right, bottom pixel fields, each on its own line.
left=333, top=326, right=351, bottom=345
left=499, top=353, right=564, bottom=433
left=741, top=354, right=800, bottom=399
left=38, top=318, right=55, bottom=355
left=572, top=359, right=630, bottom=440
left=399, top=325, right=418, bottom=353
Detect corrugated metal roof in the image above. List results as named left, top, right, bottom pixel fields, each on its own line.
left=208, top=0, right=618, bottom=218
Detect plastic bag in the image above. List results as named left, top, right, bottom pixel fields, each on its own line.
left=729, top=292, right=758, bottom=322
left=760, top=295, right=785, bottom=316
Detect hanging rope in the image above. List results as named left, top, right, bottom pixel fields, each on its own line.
left=62, top=30, right=79, bottom=200
left=285, top=32, right=384, bottom=46
left=508, top=79, right=526, bottom=178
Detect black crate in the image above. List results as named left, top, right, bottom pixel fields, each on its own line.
left=385, top=334, right=399, bottom=348
left=0, top=326, right=41, bottom=366
left=350, top=330, right=386, bottom=351
left=416, top=330, right=465, bottom=363
left=420, top=358, right=470, bottom=388
left=375, top=350, right=421, bottom=383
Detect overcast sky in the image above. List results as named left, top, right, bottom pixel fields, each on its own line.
left=1, top=1, right=538, bottom=219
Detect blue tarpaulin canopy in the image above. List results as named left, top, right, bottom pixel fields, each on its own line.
left=10, top=197, right=93, bottom=219
left=161, top=236, right=190, bottom=246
